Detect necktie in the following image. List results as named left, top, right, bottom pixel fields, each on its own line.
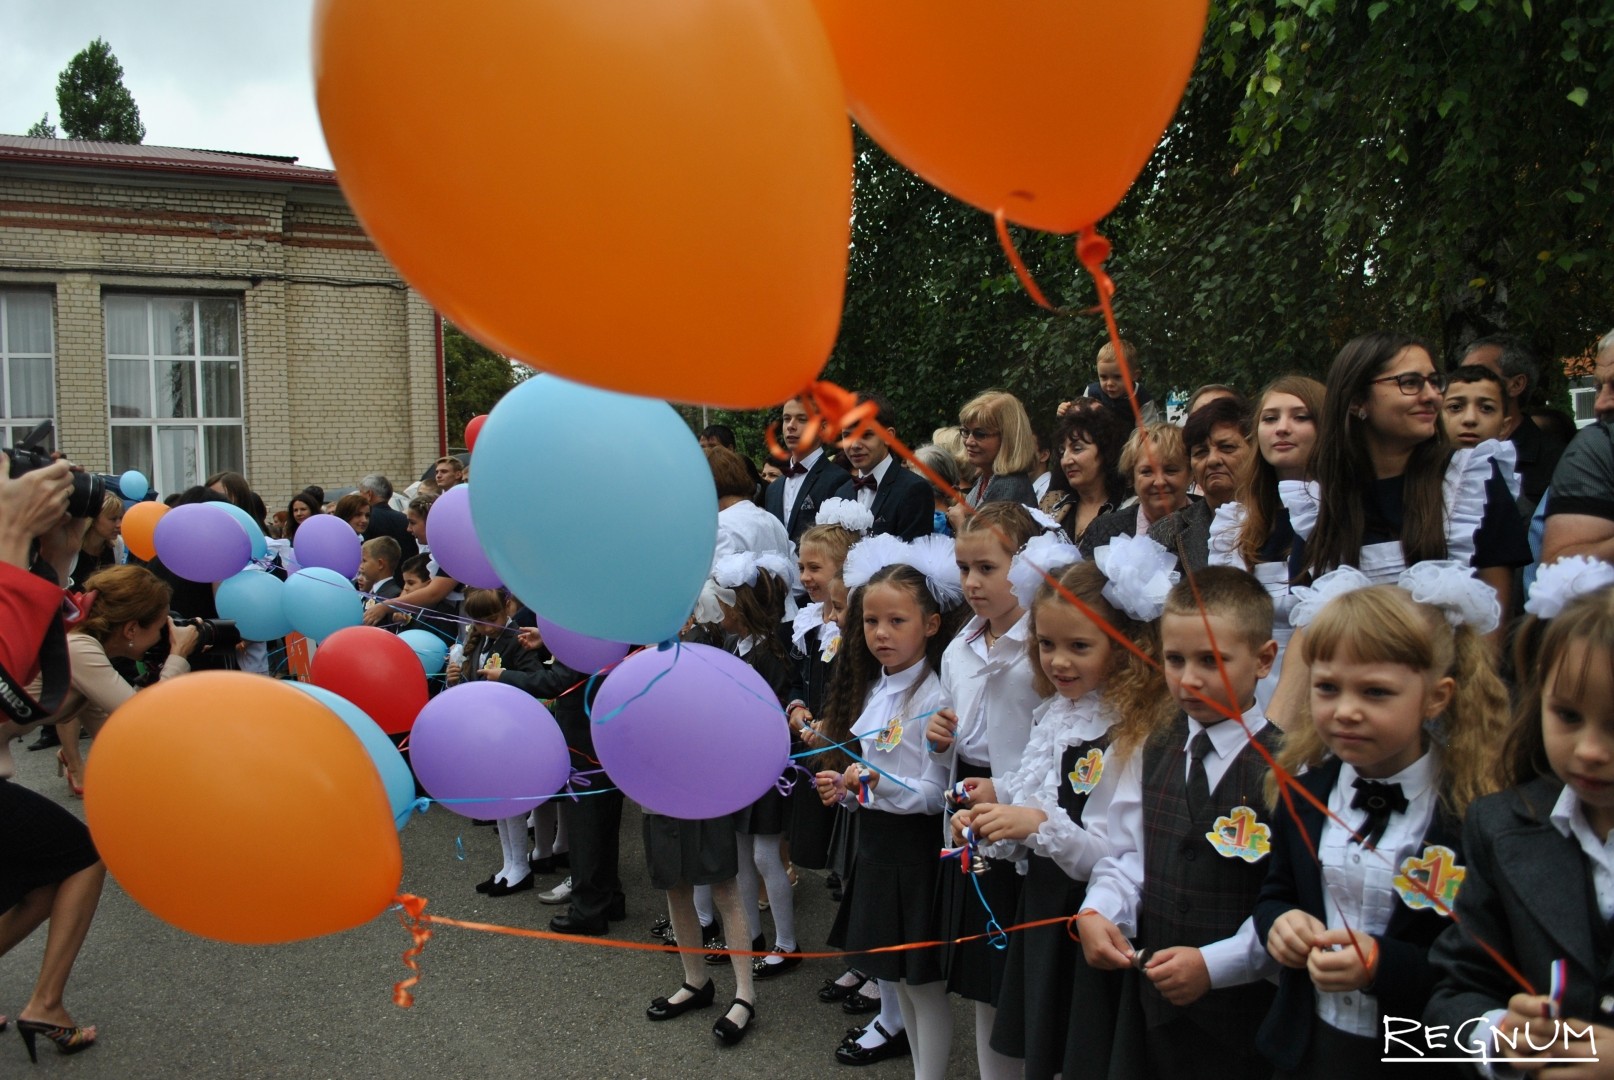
left=1349, top=778, right=1408, bottom=850
left=851, top=474, right=878, bottom=493
left=785, top=461, right=808, bottom=477
left=1186, top=730, right=1213, bottom=819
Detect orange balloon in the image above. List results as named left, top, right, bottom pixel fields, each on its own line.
left=120, top=501, right=168, bottom=561
left=314, top=0, right=852, bottom=409
left=84, top=673, right=401, bottom=944
left=811, top=0, right=1208, bottom=234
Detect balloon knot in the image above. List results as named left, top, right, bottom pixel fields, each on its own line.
left=1076, top=228, right=1116, bottom=301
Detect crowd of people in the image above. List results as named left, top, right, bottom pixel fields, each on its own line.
left=3, top=324, right=1614, bottom=1076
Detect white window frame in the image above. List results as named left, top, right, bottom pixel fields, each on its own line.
left=0, top=289, right=57, bottom=450
left=105, top=294, right=245, bottom=494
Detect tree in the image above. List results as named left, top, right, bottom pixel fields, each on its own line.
left=442, top=322, right=516, bottom=447
left=56, top=38, right=145, bottom=143
left=25, top=114, right=56, bottom=138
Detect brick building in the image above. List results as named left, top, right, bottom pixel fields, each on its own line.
left=0, top=134, right=444, bottom=508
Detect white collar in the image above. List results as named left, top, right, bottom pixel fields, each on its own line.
left=1187, top=703, right=1268, bottom=759
left=875, top=659, right=928, bottom=695
left=736, top=634, right=761, bottom=657
left=1337, top=747, right=1439, bottom=805
left=1551, top=783, right=1614, bottom=850
left=963, top=609, right=1031, bottom=655
left=859, top=453, right=895, bottom=484
left=369, top=575, right=393, bottom=593
left=792, top=447, right=824, bottom=473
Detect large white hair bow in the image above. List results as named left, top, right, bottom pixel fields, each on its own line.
left=1525, top=556, right=1614, bottom=620
left=1092, top=534, right=1178, bottom=622
left=1399, top=560, right=1501, bottom=635
left=814, top=497, right=875, bottom=535
left=1008, top=533, right=1083, bottom=609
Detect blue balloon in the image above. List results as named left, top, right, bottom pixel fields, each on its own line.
left=286, top=682, right=417, bottom=831
left=217, top=569, right=293, bottom=640
left=119, top=470, right=149, bottom=501
left=398, top=628, right=450, bottom=676
left=216, top=502, right=269, bottom=561
left=470, top=377, right=716, bottom=643
left=282, top=568, right=364, bottom=641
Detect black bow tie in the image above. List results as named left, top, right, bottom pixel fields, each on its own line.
left=785, top=461, right=808, bottom=477
left=1349, top=778, right=1408, bottom=850
left=851, top=474, right=878, bottom=493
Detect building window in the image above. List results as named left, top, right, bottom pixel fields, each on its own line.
left=1, top=290, right=56, bottom=450
left=106, top=295, right=243, bottom=494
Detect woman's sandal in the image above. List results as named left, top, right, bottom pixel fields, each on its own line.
left=645, top=979, right=715, bottom=1021
left=712, top=998, right=755, bottom=1046
left=17, top=1019, right=97, bottom=1062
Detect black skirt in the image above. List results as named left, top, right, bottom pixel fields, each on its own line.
left=641, top=812, right=738, bottom=890
left=937, top=760, right=1020, bottom=1003
left=785, top=755, right=834, bottom=869
left=735, top=783, right=789, bottom=836
left=827, top=808, right=944, bottom=985
left=991, top=854, right=1116, bottom=1079
left=0, top=779, right=100, bottom=912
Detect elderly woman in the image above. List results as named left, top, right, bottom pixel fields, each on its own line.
left=1, top=564, right=196, bottom=1060
left=1148, top=397, right=1254, bottom=571
left=1078, top=421, right=1193, bottom=558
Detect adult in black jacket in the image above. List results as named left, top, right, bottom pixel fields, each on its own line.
left=763, top=396, right=847, bottom=541
left=829, top=391, right=933, bottom=540
left=359, top=474, right=419, bottom=563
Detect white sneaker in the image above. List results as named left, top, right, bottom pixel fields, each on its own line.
left=538, top=876, right=573, bottom=905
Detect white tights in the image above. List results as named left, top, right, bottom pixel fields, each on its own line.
left=733, top=832, right=795, bottom=951
left=895, top=979, right=953, bottom=1080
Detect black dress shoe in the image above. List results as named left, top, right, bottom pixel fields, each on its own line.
left=646, top=979, right=715, bottom=1021
left=818, top=973, right=867, bottom=1002
left=712, top=998, right=755, bottom=1046
left=834, top=1022, right=910, bottom=1065
left=528, top=855, right=557, bottom=876
left=841, top=987, right=880, bottom=1015
left=549, top=912, right=607, bottom=936
left=607, top=895, right=627, bottom=922
left=474, top=874, right=498, bottom=895
left=484, top=874, right=534, bottom=898
left=706, top=933, right=765, bottom=966
left=649, top=916, right=672, bottom=939
left=752, top=945, right=803, bottom=978
left=554, top=851, right=571, bottom=869
left=27, top=727, right=60, bottom=751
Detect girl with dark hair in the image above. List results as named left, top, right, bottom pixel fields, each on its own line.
left=283, top=491, right=321, bottom=544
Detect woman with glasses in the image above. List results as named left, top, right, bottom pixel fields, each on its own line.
left=1267, top=333, right=1529, bottom=719
left=947, top=391, right=1039, bottom=533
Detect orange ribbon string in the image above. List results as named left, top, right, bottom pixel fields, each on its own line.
left=391, top=893, right=433, bottom=1007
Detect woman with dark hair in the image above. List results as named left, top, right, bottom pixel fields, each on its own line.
left=332, top=493, right=371, bottom=536
left=283, top=491, right=321, bottom=544
left=1147, top=396, right=1253, bottom=570
left=1039, top=400, right=1128, bottom=547
left=205, top=471, right=255, bottom=514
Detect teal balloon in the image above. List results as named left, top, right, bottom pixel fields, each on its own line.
left=282, top=567, right=364, bottom=641
left=118, top=470, right=148, bottom=501
left=217, top=569, right=293, bottom=640
left=287, top=682, right=417, bottom=831
left=216, top=502, right=269, bottom=561
left=469, top=377, right=716, bottom=643
left=398, top=629, right=450, bottom=676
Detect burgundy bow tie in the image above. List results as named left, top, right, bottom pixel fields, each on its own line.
left=785, top=461, right=809, bottom=477
left=851, top=474, right=878, bottom=493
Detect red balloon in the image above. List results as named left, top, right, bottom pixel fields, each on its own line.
left=310, top=626, right=429, bottom=735
left=464, top=414, right=487, bottom=451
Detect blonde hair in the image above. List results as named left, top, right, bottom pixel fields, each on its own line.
left=1270, top=585, right=1508, bottom=815
left=1162, top=567, right=1275, bottom=652
left=957, top=500, right=1039, bottom=555
left=1028, top=562, right=1169, bottom=762
left=1117, top=421, right=1187, bottom=479
left=960, top=390, right=1037, bottom=477
left=1096, top=338, right=1139, bottom=368
left=798, top=523, right=857, bottom=573
left=73, top=565, right=171, bottom=644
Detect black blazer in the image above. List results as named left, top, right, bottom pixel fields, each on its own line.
left=1427, top=775, right=1614, bottom=1035
left=364, top=502, right=419, bottom=563
left=831, top=463, right=933, bottom=541
left=1254, top=758, right=1463, bottom=1071
left=764, top=453, right=848, bottom=541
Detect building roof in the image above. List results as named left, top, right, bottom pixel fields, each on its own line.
left=0, top=134, right=338, bottom=187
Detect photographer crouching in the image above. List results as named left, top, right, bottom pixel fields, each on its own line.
left=0, top=447, right=195, bottom=1061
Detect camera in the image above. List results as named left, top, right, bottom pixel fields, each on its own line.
left=4, top=420, right=130, bottom=520
left=172, top=613, right=242, bottom=655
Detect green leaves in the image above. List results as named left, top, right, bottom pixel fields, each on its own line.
left=1567, top=86, right=1590, bottom=106
left=55, top=38, right=144, bottom=143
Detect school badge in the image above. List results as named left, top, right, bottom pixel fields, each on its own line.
left=1205, top=805, right=1272, bottom=863
left=1393, top=845, right=1465, bottom=912
left=874, top=714, right=904, bottom=753
left=1067, top=749, right=1104, bottom=796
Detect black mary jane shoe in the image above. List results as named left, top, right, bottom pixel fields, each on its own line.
left=712, top=998, right=755, bottom=1046
left=646, top=979, right=715, bottom=1021
left=752, top=945, right=803, bottom=979
left=817, top=971, right=867, bottom=1003
left=834, top=1021, right=910, bottom=1066
left=648, top=915, right=672, bottom=940
left=474, top=874, right=499, bottom=895
left=841, top=986, right=880, bottom=1016
left=484, top=874, right=534, bottom=898
left=706, top=933, right=765, bottom=966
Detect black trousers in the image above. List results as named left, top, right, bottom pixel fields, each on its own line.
left=559, top=786, right=623, bottom=923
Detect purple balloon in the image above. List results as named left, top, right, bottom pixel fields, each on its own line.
left=409, top=682, right=570, bottom=820
left=425, top=485, right=502, bottom=589
left=294, top=514, right=361, bottom=579
left=592, top=643, right=790, bottom=818
left=536, top=615, right=630, bottom=674
left=153, top=504, right=252, bottom=583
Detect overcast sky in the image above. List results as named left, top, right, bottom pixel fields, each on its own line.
left=1, top=0, right=333, bottom=168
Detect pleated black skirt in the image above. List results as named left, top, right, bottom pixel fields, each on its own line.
left=0, top=778, right=100, bottom=913
left=826, top=808, right=944, bottom=985
left=786, top=773, right=834, bottom=869
left=641, top=811, right=738, bottom=890
left=735, top=783, right=789, bottom=836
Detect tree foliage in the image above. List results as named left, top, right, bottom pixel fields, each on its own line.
left=56, top=38, right=145, bottom=143
left=815, top=0, right=1613, bottom=422
left=25, top=114, right=56, bottom=138
left=443, top=322, right=516, bottom=446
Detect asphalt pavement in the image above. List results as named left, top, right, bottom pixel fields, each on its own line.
left=2, top=736, right=985, bottom=1079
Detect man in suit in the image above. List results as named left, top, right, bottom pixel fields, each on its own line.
left=830, top=391, right=933, bottom=540
left=360, top=474, right=418, bottom=563
left=764, top=397, right=846, bottom=541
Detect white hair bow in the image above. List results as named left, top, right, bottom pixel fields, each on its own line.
left=1008, top=533, right=1083, bottom=609
left=1525, top=556, right=1614, bottom=621
left=814, top=497, right=875, bottom=535
left=1092, top=533, right=1178, bottom=622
